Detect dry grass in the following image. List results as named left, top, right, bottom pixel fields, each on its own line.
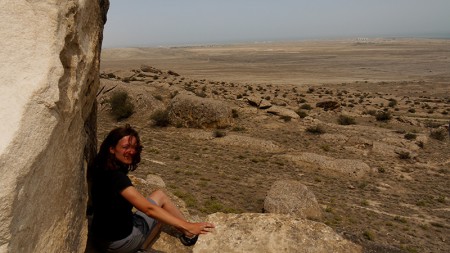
left=98, top=39, right=450, bottom=253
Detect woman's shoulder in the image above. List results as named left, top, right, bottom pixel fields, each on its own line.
left=93, top=169, right=132, bottom=190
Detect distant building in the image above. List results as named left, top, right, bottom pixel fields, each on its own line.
left=356, top=37, right=369, bottom=43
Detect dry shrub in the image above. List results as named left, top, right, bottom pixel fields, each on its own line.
left=375, top=111, right=392, bottom=121
left=296, top=110, right=308, bottom=118
left=404, top=133, right=417, bottom=140
left=151, top=109, right=170, bottom=127
left=338, top=115, right=356, bottom=125
left=429, top=129, right=446, bottom=141
left=300, top=104, right=313, bottom=110
left=306, top=125, right=326, bottom=135
left=109, top=91, right=134, bottom=121
left=213, top=129, right=226, bottom=138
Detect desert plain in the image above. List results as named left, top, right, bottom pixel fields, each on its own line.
left=98, top=38, right=449, bottom=252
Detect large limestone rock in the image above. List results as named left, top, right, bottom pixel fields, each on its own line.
left=212, top=134, right=282, bottom=152
left=266, top=106, right=300, bottom=119
left=264, top=180, right=322, bottom=220
left=0, top=1, right=108, bottom=252
left=168, top=94, right=233, bottom=128
left=194, top=213, right=362, bottom=253
left=281, top=152, right=371, bottom=179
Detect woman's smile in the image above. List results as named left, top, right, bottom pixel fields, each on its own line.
left=110, top=135, right=138, bottom=165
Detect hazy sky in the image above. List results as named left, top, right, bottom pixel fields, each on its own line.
left=103, top=0, right=450, bottom=48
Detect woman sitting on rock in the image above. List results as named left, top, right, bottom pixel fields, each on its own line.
left=90, top=124, right=214, bottom=252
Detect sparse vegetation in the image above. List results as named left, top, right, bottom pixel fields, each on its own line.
left=109, top=91, right=134, bottom=121
left=404, top=133, right=417, bottom=140
left=172, top=190, right=197, bottom=208
left=397, top=151, right=411, bottom=160
left=424, top=120, right=441, bottom=128
left=231, top=126, right=246, bottom=132
left=429, top=128, right=446, bottom=141
left=280, top=115, right=292, bottom=122
left=201, top=198, right=237, bottom=214
left=150, top=109, right=170, bottom=127
left=337, top=115, right=356, bottom=125
left=295, top=110, right=308, bottom=118
left=98, top=42, right=450, bottom=253
left=213, top=129, right=226, bottom=138
left=300, top=103, right=313, bottom=110
left=388, top=99, right=398, bottom=107
left=231, top=109, right=239, bottom=118
left=364, top=110, right=377, bottom=116
left=375, top=111, right=392, bottom=121
left=363, top=230, right=375, bottom=241
left=305, top=125, right=326, bottom=135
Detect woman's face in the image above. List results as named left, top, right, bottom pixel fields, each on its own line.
left=109, top=135, right=138, bottom=165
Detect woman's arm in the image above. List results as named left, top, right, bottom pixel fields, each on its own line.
left=121, top=186, right=213, bottom=235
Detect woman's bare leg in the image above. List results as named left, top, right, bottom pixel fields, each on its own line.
left=142, top=189, right=183, bottom=250
left=149, top=189, right=187, bottom=221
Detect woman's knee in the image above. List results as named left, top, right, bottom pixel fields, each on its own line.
left=148, top=189, right=167, bottom=206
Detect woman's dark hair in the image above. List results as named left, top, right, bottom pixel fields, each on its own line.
left=93, top=124, right=143, bottom=173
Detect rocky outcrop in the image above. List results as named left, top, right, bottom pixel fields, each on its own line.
left=266, top=106, right=300, bottom=119
left=246, top=95, right=272, bottom=109
left=86, top=175, right=360, bottom=253
left=264, top=180, right=322, bottom=220
left=0, top=1, right=108, bottom=252
left=212, top=134, right=282, bottom=152
left=281, top=153, right=371, bottom=179
left=168, top=94, right=234, bottom=128
left=194, top=213, right=362, bottom=253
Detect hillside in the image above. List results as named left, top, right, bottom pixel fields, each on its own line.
left=97, top=40, right=450, bottom=253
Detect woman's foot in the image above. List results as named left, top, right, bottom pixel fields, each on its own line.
left=179, top=234, right=199, bottom=246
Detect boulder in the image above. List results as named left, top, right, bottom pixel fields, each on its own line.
left=194, top=213, right=362, bottom=253
left=259, top=99, right=272, bottom=109
left=372, top=141, right=417, bottom=158
left=320, top=133, right=349, bottom=144
left=0, top=1, right=108, bottom=253
left=266, top=106, right=300, bottom=119
left=246, top=95, right=262, bottom=107
left=246, top=95, right=272, bottom=109
left=212, top=134, right=282, bottom=152
left=264, top=180, right=322, bottom=220
left=271, top=97, right=288, bottom=106
left=146, top=174, right=167, bottom=188
left=281, top=153, right=371, bottom=179
left=140, top=64, right=162, bottom=74
left=168, top=94, right=233, bottom=128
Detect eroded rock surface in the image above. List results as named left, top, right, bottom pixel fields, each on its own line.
left=0, top=1, right=108, bottom=252
left=282, top=152, right=371, bottom=179
left=168, top=94, right=234, bottom=128
left=264, top=180, right=322, bottom=220
left=194, top=213, right=362, bottom=253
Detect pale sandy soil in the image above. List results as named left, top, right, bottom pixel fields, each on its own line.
left=99, top=38, right=450, bottom=253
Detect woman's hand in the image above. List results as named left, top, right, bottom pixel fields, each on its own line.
left=184, top=222, right=215, bottom=237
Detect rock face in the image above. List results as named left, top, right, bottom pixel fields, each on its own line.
left=194, top=213, right=362, bottom=253
left=0, top=1, right=108, bottom=253
left=264, top=180, right=322, bottom=220
left=168, top=94, right=234, bottom=128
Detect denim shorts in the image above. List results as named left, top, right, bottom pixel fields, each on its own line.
left=97, top=198, right=159, bottom=253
